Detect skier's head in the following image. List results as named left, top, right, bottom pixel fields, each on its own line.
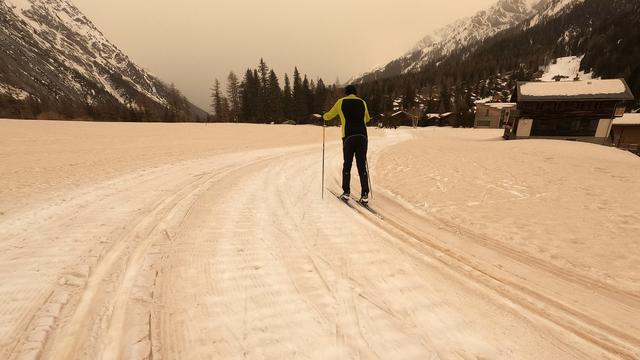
left=345, top=85, right=357, bottom=96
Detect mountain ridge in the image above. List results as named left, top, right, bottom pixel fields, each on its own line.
left=0, top=0, right=206, bottom=121
left=353, top=0, right=639, bottom=127
left=353, top=0, right=581, bottom=84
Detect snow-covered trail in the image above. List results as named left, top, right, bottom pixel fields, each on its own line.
left=0, top=130, right=627, bottom=359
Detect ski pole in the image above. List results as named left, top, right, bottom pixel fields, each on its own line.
left=366, top=159, right=373, bottom=200
left=322, top=116, right=326, bottom=200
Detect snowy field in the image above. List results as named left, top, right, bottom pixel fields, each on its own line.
left=0, top=120, right=638, bottom=359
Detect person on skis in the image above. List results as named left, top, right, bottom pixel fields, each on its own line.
left=323, top=84, right=371, bottom=204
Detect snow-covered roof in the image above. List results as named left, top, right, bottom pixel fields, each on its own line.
left=474, top=97, right=493, bottom=104
left=479, top=102, right=516, bottom=110
left=613, top=113, right=640, bottom=126
left=516, top=79, right=634, bottom=101
left=425, top=112, right=454, bottom=119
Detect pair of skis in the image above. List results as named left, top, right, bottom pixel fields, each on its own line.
left=328, top=189, right=383, bottom=220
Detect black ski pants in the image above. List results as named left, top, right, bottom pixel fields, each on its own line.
left=342, top=135, right=369, bottom=196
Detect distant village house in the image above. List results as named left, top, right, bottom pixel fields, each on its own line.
left=474, top=102, right=516, bottom=128
left=419, top=112, right=454, bottom=127
left=504, top=79, right=634, bottom=143
left=388, top=111, right=415, bottom=128
left=610, top=113, right=640, bottom=155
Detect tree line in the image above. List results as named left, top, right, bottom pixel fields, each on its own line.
left=210, top=59, right=341, bottom=124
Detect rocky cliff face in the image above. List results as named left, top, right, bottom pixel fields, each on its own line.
left=0, top=0, right=205, bottom=120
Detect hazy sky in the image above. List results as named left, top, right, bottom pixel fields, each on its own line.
left=72, top=0, right=496, bottom=110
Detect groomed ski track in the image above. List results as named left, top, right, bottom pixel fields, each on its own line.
left=1, top=129, right=638, bottom=359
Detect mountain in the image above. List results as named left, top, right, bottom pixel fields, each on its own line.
left=353, top=0, right=581, bottom=83
left=0, top=0, right=207, bottom=121
left=353, top=0, right=640, bottom=127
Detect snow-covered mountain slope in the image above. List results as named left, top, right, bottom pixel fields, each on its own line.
left=353, top=0, right=581, bottom=83
left=527, top=0, right=584, bottom=27
left=0, top=0, right=205, bottom=119
left=537, top=55, right=595, bottom=82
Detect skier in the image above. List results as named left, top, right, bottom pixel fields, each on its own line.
left=323, top=84, right=371, bottom=204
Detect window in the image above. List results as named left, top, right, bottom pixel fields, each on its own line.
left=531, top=117, right=599, bottom=137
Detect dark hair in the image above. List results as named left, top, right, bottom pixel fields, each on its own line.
left=345, top=85, right=357, bottom=96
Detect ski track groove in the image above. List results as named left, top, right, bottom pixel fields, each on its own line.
left=368, top=190, right=640, bottom=359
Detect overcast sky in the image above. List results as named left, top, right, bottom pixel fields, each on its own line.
left=72, top=0, right=496, bottom=110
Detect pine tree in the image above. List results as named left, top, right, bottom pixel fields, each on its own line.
left=402, top=84, right=416, bottom=111
left=309, top=79, right=317, bottom=114
left=302, top=76, right=313, bottom=118
left=220, top=96, right=230, bottom=121
left=283, top=73, right=292, bottom=120
left=267, top=69, right=283, bottom=122
left=292, top=67, right=308, bottom=121
left=253, top=69, right=265, bottom=122
left=258, top=59, right=270, bottom=122
left=240, top=69, right=256, bottom=122
left=211, top=79, right=223, bottom=122
left=226, top=71, right=241, bottom=122
left=258, top=59, right=270, bottom=90
left=439, top=86, right=451, bottom=113
left=314, top=78, right=328, bottom=114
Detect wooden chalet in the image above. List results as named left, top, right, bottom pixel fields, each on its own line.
left=504, top=79, right=635, bottom=143
left=610, top=113, right=640, bottom=155
left=474, top=102, right=516, bottom=128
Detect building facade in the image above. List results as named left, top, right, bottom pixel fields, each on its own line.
left=504, top=79, right=634, bottom=143
left=475, top=103, right=516, bottom=128
left=610, top=113, right=640, bottom=155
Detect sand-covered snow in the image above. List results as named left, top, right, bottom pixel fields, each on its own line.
left=0, top=120, right=340, bottom=214
left=1, top=120, right=638, bottom=359
left=376, top=127, right=640, bottom=292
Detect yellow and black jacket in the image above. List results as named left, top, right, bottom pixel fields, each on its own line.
left=323, top=94, right=371, bottom=139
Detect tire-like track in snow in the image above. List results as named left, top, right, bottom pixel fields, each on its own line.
left=0, top=132, right=636, bottom=359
